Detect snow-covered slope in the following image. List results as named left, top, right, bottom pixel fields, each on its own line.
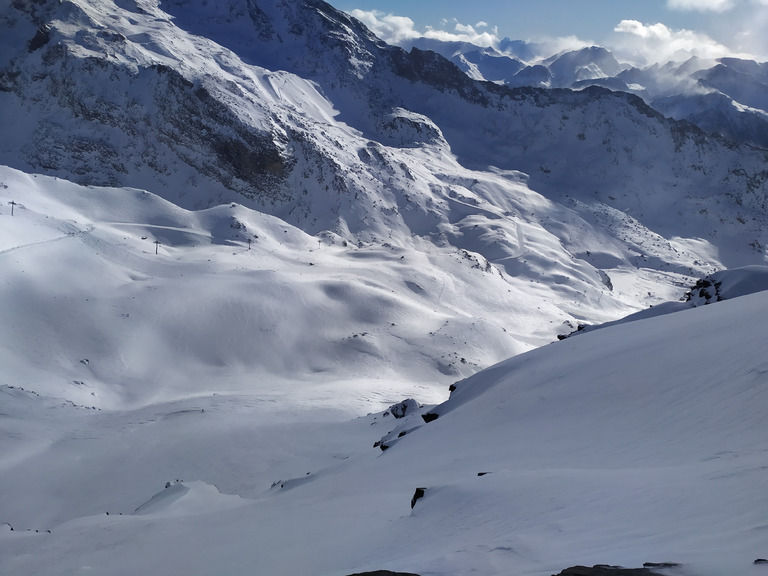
left=2, top=263, right=766, bottom=576
left=0, top=165, right=539, bottom=408
left=2, top=2, right=768, bottom=574
left=2, top=0, right=767, bottom=332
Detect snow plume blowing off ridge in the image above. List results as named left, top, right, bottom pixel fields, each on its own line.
left=611, top=19, right=754, bottom=66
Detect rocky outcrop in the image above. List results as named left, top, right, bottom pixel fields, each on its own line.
left=552, top=565, right=678, bottom=576
left=347, top=572, right=421, bottom=576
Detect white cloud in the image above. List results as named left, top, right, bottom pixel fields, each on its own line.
left=349, top=7, right=768, bottom=66
left=349, top=10, right=421, bottom=44
left=666, top=0, right=735, bottom=11
left=612, top=19, right=748, bottom=65
left=348, top=9, right=499, bottom=48
left=731, top=1, right=768, bottom=56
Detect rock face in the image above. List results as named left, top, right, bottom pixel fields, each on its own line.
left=686, top=266, right=768, bottom=305
left=346, top=572, right=422, bottom=576
left=387, top=399, right=420, bottom=419
left=410, top=487, right=426, bottom=509
left=553, top=566, right=673, bottom=576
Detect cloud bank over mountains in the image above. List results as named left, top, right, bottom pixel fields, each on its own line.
left=349, top=4, right=767, bottom=64
left=611, top=20, right=748, bottom=65
left=349, top=9, right=499, bottom=47
left=663, top=0, right=768, bottom=57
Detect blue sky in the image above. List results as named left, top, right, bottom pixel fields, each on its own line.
left=335, top=0, right=768, bottom=62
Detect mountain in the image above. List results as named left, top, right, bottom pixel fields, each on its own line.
left=698, top=58, right=768, bottom=112
left=2, top=233, right=766, bottom=575
left=652, top=90, right=768, bottom=151
left=4, top=0, right=768, bottom=263
left=624, top=57, right=768, bottom=149
left=1, top=2, right=768, bottom=574
left=415, top=38, right=768, bottom=149
left=542, top=46, right=624, bottom=87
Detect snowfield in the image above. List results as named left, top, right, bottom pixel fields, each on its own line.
left=2, top=0, right=768, bottom=574
left=1, top=167, right=767, bottom=576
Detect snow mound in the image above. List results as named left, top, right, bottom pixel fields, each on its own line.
left=687, top=265, right=768, bottom=304
left=133, top=481, right=245, bottom=517
left=133, top=482, right=190, bottom=515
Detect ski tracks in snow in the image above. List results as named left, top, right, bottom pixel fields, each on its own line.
left=0, top=224, right=95, bottom=257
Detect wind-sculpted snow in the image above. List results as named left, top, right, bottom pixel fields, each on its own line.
left=557, top=265, right=768, bottom=336
left=1, top=2, right=768, bottom=574
left=0, top=165, right=582, bottom=410
left=2, top=252, right=766, bottom=575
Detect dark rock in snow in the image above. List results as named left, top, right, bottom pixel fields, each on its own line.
left=421, top=412, right=439, bottom=423
left=388, top=398, right=419, bottom=419
left=755, top=559, right=768, bottom=564
left=552, top=566, right=673, bottom=576
left=27, top=26, right=51, bottom=53
left=410, top=487, right=426, bottom=509
left=347, top=571, right=422, bottom=576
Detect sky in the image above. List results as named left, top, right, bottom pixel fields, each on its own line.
left=334, top=0, right=768, bottom=63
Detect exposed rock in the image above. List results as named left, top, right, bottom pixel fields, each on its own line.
left=346, top=571, right=422, bottom=576
left=552, top=566, right=673, bottom=576
left=410, top=487, right=426, bottom=509
left=421, top=412, right=439, bottom=423
left=388, top=398, right=420, bottom=419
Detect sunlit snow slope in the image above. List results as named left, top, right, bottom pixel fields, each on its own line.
left=1, top=258, right=766, bottom=576
left=1, top=1, right=768, bottom=574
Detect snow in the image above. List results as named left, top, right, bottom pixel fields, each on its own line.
left=1, top=1, right=768, bottom=574
left=0, top=164, right=659, bottom=413
left=2, top=245, right=767, bottom=575
left=1, top=165, right=768, bottom=575
left=396, top=38, right=768, bottom=149
left=709, top=265, right=768, bottom=299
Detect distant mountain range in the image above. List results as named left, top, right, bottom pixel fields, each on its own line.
left=407, top=37, right=768, bottom=149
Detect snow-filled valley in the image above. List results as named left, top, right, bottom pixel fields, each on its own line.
left=1, top=0, right=768, bottom=574
left=1, top=171, right=767, bottom=575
